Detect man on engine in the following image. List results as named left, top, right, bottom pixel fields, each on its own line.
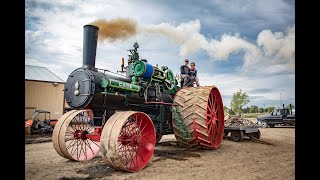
left=180, top=59, right=190, bottom=87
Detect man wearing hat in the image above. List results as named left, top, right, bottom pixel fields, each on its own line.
left=180, top=59, right=191, bottom=87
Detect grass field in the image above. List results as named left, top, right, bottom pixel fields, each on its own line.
left=240, top=112, right=269, bottom=118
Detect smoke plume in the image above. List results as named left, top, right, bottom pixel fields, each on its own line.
left=88, top=18, right=294, bottom=67
left=140, top=19, right=261, bottom=67
left=89, top=18, right=137, bottom=42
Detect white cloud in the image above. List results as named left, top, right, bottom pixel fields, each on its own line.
left=207, top=34, right=261, bottom=67
left=257, top=25, right=295, bottom=64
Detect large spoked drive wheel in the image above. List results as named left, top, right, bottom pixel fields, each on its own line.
left=100, top=111, right=156, bottom=172
left=52, top=109, right=101, bottom=161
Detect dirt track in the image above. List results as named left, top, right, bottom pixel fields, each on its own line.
left=25, top=125, right=295, bottom=180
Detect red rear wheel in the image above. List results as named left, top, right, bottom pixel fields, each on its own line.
left=173, top=86, right=224, bottom=149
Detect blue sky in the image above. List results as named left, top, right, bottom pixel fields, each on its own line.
left=25, top=0, right=295, bottom=109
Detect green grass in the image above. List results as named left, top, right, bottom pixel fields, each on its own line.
left=240, top=113, right=269, bottom=118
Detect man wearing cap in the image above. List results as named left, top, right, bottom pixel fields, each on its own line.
left=180, top=59, right=190, bottom=87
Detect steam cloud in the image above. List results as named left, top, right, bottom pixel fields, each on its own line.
left=140, top=20, right=261, bottom=67
left=89, top=18, right=137, bottom=42
left=89, top=18, right=295, bottom=66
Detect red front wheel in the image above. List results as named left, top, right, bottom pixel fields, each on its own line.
left=100, top=111, right=156, bottom=172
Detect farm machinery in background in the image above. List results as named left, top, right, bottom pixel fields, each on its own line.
left=52, top=25, right=224, bottom=172
left=25, top=110, right=58, bottom=135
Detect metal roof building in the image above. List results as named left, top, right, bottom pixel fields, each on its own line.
left=25, top=65, right=67, bottom=123
left=25, top=65, right=65, bottom=83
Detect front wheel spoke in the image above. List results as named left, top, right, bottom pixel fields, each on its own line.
left=80, top=115, right=86, bottom=131
left=73, top=117, right=81, bottom=131
left=119, top=145, right=127, bottom=161
left=85, top=126, right=94, bottom=133
left=127, top=148, right=136, bottom=170
left=138, top=123, right=148, bottom=137
left=76, top=115, right=82, bottom=131
left=65, top=132, right=75, bottom=137
left=65, top=136, right=75, bottom=141
left=127, top=125, right=136, bottom=137
left=126, top=146, right=132, bottom=165
left=88, top=138, right=100, bottom=148
left=135, top=148, right=139, bottom=169
left=83, top=140, right=88, bottom=160
left=66, top=129, right=75, bottom=134
left=79, top=115, right=85, bottom=131
left=76, top=139, right=80, bottom=160
left=138, top=118, right=144, bottom=132
left=70, top=139, right=78, bottom=157
left=122, top=145, right=129, bottom=164
left=78, top=140, right=85, bottom=160
left=81, top=140, right=87, bottom=159
left=136, top=148, right=145, bottom=162
left=84, top=139, right=95, bottom=156
left=118, top=144, right=125, bottom=152
left=78, top=140, right=84, bottom=160
left=136, top=119, right=146, bottom=136
left=139, top=131, right=151, bottom=139
left=66, top=139, right=77, bottom=150
left=69, top=124, right=78, bottom=132
left=125, top=123, right=133, bottom=136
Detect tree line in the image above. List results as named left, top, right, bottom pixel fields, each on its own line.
left=225, top=89, right=295, bottom=115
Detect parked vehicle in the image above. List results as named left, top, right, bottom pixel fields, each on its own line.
left=256, top=104, right=295, bottom=128
left=25, top=110, right=58, bottom=134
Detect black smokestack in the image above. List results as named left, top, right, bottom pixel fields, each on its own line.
left=83, top=25, right=99, bottom=70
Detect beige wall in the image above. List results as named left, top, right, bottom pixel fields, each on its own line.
left=25, top=80, right=65, bottom=120
left=25, top=107, right=36, bottom=119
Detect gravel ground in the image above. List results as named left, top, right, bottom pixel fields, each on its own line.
left=25, top=124, right=295, bottom=180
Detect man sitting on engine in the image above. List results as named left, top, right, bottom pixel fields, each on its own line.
left=180, top=59, right=190, bottom=87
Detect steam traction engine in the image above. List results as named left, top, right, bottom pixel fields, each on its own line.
left=52, top=25, right=225, bottom=172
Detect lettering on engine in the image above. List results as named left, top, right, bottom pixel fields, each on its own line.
left=119, top=82, right=132, bottom=89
